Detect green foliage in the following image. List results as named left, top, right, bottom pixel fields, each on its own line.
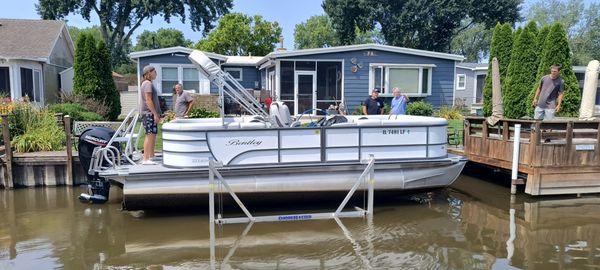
left=323, top=0, right=520, bottom=51
left=196, top=13, right=282, bottom=56
left=134, top=28, right=193, bottom=51
left=59, top=93, right=110, bottom=119
left=38, top=0, right=232, bottom=67
left=188, top=107, right=219, bottom=118
left=483, top=23, right=514, bottom=117
left=504, top=22, right=539, bottom=119
left=8, top=103, right=65, bottom=153
left=407, top=101, right=433, bottom=116
left=450, top=22, right=492, bottom=62
left=48, top=103, right=103, bottom=121
left=73, top=34, right=120, bottom=120
left=435, top=106, right=463, bottom=120
left=529, top=23, right=581, bottom=117
left=294, top=15, right=384, bottom=49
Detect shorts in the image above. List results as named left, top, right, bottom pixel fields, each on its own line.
left=534, top=107, right=555, bottom=120
left=143, top=113, right=158, bottom=135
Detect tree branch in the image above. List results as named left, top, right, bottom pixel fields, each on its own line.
left=123, top=15, right=145, bottom=43
left=454, top=20, right=475, bottom=35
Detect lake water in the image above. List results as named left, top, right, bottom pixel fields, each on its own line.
left=1, top=175, right=600, bottom=269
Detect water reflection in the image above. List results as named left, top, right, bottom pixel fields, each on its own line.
left=0, top=176, right=599, bottom=269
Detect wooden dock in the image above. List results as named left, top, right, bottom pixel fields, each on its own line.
left=462, top=116, right=600, bottom=196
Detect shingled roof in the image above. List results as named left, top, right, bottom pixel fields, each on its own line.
left=0, top=19, right=70, bottom=61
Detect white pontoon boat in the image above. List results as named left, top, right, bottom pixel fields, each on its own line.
left=78, top=51, right=466, bottom=209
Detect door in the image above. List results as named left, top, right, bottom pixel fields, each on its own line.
left=267, top=71, right=275, bottom=97
left=294, top=71, right=316, bottom=115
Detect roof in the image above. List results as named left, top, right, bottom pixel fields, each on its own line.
left=129, top=46, right=228, bottom=61
left=0, top=19, right=73, bottom=61
left=258, top=43, right=465, bottom=64
left=456, top=62, right=488, bottom=71
left=223, top=56, right=263, bottom=66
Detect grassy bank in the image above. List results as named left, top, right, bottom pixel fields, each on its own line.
left=136, top=122, right=163, bottom=151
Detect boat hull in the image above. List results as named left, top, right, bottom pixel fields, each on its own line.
left=109, top=155, right=466, bottom=210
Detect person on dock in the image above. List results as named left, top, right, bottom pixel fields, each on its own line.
left=532, top=64, right=565, bottom=120
left=173, top=84, right=194, bottom=118
left=362, top=89, right=384, bottom=115
left=139, top=65, right=162, bottom=165
left=390, top=87, right=409, bottom=115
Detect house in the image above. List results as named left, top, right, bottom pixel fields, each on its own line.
left=456, top=63, right=600, bottom=115
left=129, top=44, right=465, bottom=115
left=0, top=19, right=75, bottom=105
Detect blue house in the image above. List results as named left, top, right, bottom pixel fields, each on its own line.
left=129, top=44, right=464, bottom=115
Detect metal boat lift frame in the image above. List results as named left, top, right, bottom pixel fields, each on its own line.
left=208, top=155, right=376, bottom=267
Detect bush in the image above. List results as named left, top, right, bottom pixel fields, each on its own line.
left=435, top=106, right=463, bottom=120
left=9, top=104, right=65, bottom=153
left=188, top=107, right=219, bottom=118
left=59, top=93, right=110, bottom=119
left=407, top=101, right=433, bottom=116
left=483, top=23, right=513, bottom=117
left=48, top=103, right=104, bottom=121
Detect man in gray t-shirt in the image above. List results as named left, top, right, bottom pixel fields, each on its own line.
left=532, top=65, right=565, bottom=120
left=173, top=84, right=194, bottom=118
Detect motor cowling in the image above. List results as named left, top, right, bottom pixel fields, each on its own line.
left=78, top=127, right=119, bottom=204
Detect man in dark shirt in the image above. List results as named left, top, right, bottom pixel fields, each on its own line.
left=362, top=89, right=384, bottom=115
left=532, top=64, right=565, bottom=120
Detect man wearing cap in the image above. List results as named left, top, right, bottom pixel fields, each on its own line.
left=139, top=65, right=162, bottom=165
left=362, top=89, right=384, bottom=115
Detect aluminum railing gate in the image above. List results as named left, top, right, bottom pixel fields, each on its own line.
left=208, top=155, right=377, bottom=268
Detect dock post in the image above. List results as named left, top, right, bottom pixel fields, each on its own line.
left=64, top=115, right=73, bottom=186
left=367, top=154, right=375, bottom=217
left=511, top=124, right=522, bottom=195
left=1, top=115, right=13, bottom=189
left=208, top=160, right=216, bottom=270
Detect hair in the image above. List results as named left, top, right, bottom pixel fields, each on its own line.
left=392, top=87, right=400, bottom=93
left=172, top=83, right=182, bottom=94
left=142, top=66, right=155, bottom=81
left=550, top=64, right=562, bottom=71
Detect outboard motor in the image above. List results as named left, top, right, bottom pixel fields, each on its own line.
left=78, top=127, right=119, bottom=204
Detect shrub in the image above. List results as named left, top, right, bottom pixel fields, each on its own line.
left=59, top=93, right=110, bottom=119
left=188, top=107, right=219, bottom=118
left=483, top=23, right=513, bottom=117
left=48, top=103, right=104, bottom=121
left=9, top=104, right=65, bottom=153
left=407, top=101, right=433, bottom=116
left=435, top=106, right=463, bottom=120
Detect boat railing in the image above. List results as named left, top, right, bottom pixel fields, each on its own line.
left=89, top=109, right=140, bottom=174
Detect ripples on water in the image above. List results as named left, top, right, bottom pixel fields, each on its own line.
left=1, top=175, right=600, bottom=269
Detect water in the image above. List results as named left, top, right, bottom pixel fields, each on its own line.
left=1, top=175, right=600, bottom=269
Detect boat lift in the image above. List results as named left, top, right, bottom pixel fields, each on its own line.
left=208, top=155, right=377, bottom=268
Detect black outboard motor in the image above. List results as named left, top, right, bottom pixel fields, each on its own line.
left=78, top=127, right=119, bottom=204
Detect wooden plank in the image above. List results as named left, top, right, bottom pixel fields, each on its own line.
left=64, top=116, right=73, bottom=186
left=565, top=122, right=573, bottom=163
left=596, top=122, right=600, bottom=165
left=1, top=115, right=12, bottom=189
left=502, top=121, right=509, bottom=141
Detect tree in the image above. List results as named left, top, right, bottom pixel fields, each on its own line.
left=503, top=22, right=538, bottom=119
left=195, top=13, right=282, bottom=56
left=37, top=0, right=232, bottom=66
left=134, top=28, right=193, bottom=51
left=323, top=0, right=521, bottom=52
left=97, top=41, right=121, bottom=120
left=293, top=15, right=385, bottom=49
left=483, top=23, right=514, bottom=117
left=451, top=22, right=492, bottom=62
left=69, top=26, right=103, bottom=46
left=529, top=23, right=581, bottom=117
left=294, top=15, right=338, bottom=49
left=526, top=0, right=600, bottom=65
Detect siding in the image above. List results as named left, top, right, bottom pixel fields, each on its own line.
left=455, top=67, right=475, bottom=107
left=222, top=65, right=261, bottom=89
left=277, top=49, right=456, bottom=112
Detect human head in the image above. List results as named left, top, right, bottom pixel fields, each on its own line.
left=173, top=83, right=183, bottom=94
left=550, top=64, right=561, bottom=79
left=392, top=87, right=401, bottom=97
left=142, top=65, right=156, bottom=81
left=371, top=88, right=380, bottom=98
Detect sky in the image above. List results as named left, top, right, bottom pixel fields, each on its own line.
left=0, top=0, right=596, bottom=52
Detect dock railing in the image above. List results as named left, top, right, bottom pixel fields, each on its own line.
left=463, top=116, right=600, bottom=195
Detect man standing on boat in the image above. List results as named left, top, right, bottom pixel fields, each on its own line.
left=139, top=65, right=162, bottom=165
left=362, top=88, right=384, bottom=115
left=390, top=87, right=409, bottom=115
left=173, top=84, right=194, bottom=118
left=532, top=64, right=565, bottom=120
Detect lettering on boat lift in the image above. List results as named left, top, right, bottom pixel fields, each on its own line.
left=382, top=129, right=410, bottom=135
left=278, top=214, right=312, bottom=221
left=226, top=139, right=263, bottom=146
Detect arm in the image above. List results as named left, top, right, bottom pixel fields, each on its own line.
left=404, top=95, right=409, bottom=101
left=556, top=92, right=565, bottom=112
left=532, top=86, right=541, bottom=107
left=185, top=100, right=194, bottom=116
left=145, top=92, right=160, bottom=122
left=362, top=105, right=367, bottom=115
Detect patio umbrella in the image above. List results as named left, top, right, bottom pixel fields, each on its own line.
left=579, top=60, right=599, bottom=120
left=487, top=57, right=504, bottom=126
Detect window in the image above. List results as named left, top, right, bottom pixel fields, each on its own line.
left=370, top=65, right=432, bottom=96
left=182, top=68, right=199, bottom=91
left=161, top=67, right=179, bottom=94
left=224, top=68, right=243, bottom=81
left=154, top=64, right=209, bottom=95
left=0, top=67, right=9, bottom=97
left=316, top=61, right=342, bottom=113
left=280, top=61, right=295, bottom=110
left=20, top=67, right=42, bottom=102
left=457, top=74, right=466, bottom=90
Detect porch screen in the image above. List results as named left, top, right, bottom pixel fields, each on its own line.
left=0, top=67, right=9, bottom=97
left=316, top=61, right=342, bottom=112
left=280, top=61, right=294, bottom=110
left=388, top=68, right=419, bottom=94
